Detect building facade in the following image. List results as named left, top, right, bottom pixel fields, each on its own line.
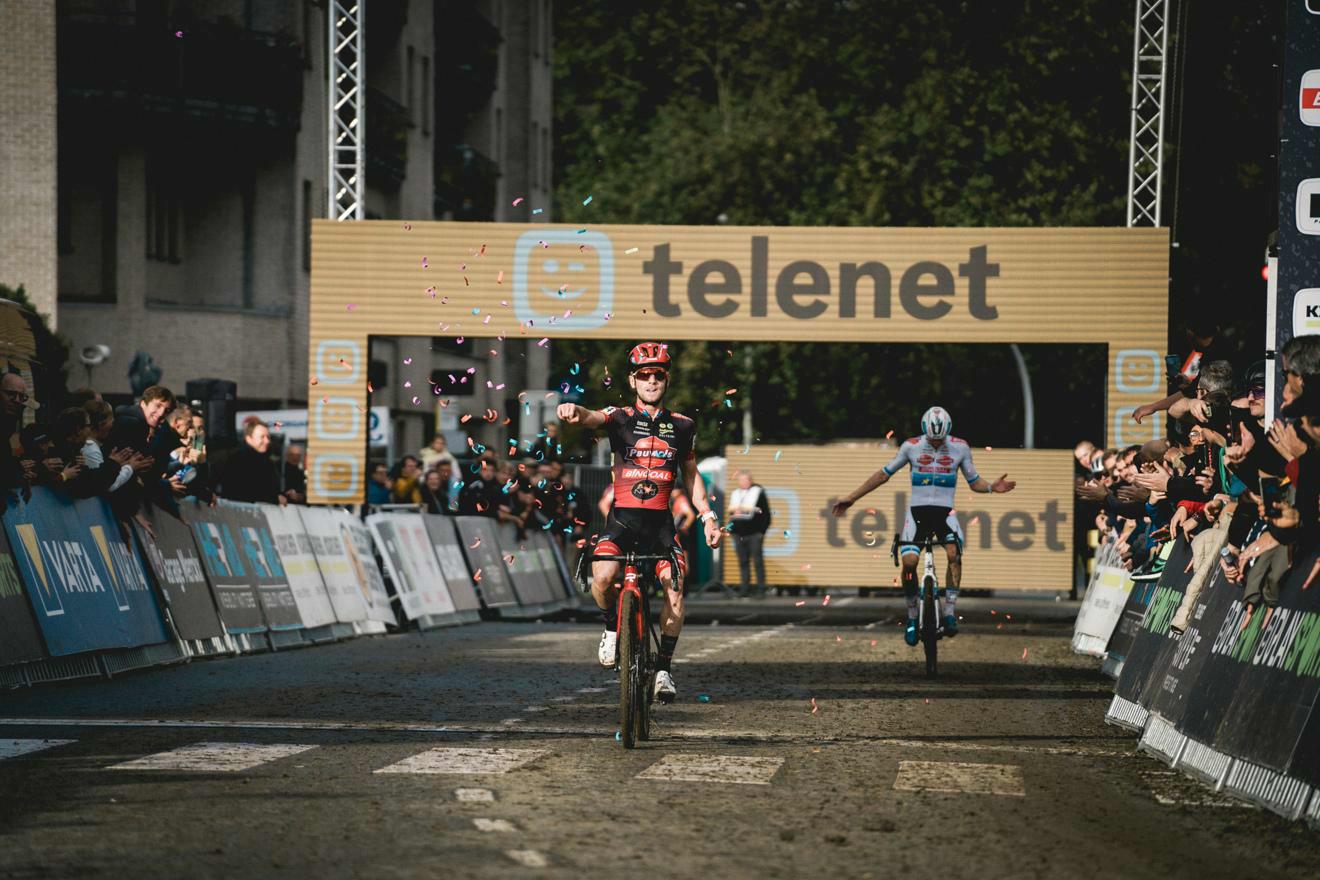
left=0, top=0, right=552, bottom=459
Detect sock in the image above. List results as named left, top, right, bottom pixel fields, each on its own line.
left=657, top=634, right=679, bottom=672
left=943, top=588, right=958, bottom=618
left=600, top=602, right=617, bottom=633
left=902, top=567, right=918, bottom=620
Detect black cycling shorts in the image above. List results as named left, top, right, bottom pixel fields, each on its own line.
left=592, top=507, right=688, bottom=583
left=898, top=505, right=965, bottom=555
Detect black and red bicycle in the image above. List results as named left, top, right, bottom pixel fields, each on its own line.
left=583, top=547, right=682, bottom=748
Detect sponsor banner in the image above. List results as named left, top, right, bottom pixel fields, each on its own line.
left=366, top=513, right=457, bottom=620
left=134, top=503, right=224, bottom=641
left=261, top=504, right=338, bottom=629
left=1275, top=3, right=1320, bottom=392
left=1147, top=568, right=1238, bottom=729
left=2, top=488, right=167, bottom=657
left=1176, top=596, right=1265, bottom=747
left=1113, top=540, right=1194, bottom=707
left=180, top=500, right=302, bottom=632
left=1073, top=542, right=1133, bottom=655
left=495, top=524, right=559, bottom=606
left=1101, top=571, right=1160, bottom=676
left=1212, top=548, right=1320, bottom=776
left=530, top=532, right=575, bottom=600
left=339, top=514, right=398, bottom=626
left=719, top=446, right=1071, bottom=590
left=453, top=517, right=518, bottom=607
left=0, top=524, right=46, bottom=665
left=307, top=221, right=1167, bottom=503
left=297, top=506, right=375, bottom=624
left=420, top=515, right=482, bottom=613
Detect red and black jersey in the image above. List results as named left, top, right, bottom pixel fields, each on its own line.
left=599, top=405, right=696, bottom=511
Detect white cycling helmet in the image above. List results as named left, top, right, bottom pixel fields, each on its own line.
left=921, top=406, right=952, bottom=441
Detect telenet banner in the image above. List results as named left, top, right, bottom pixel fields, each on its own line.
left=308, top=221, right=1167, bottom=503
left=722, top=445, right=1073, bottom=591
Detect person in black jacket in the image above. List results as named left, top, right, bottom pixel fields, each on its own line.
left=726, top=470, right=771, bottom=597
left=219, top=419, right=284, bottom=505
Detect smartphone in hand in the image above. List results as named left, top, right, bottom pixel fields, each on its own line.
left=1259, top=474, right=1287, bottom=516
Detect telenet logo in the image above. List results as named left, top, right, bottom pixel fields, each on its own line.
left=513, top=231, right=1000, bottom=328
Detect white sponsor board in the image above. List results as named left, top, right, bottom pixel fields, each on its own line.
left=1072, top=541, right=1133, bottom=656
left=367, top=513, right=457, bottom=620
left=298, top=506, right=396, bottom=626
left=260, top=504, right=337, bottom=628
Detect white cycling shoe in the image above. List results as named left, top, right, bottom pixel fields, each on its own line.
left=653, top=670, right=677, bottom=704
left=597, top=630, right=618, bottom=669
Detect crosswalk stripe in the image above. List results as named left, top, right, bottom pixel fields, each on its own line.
left=473, top=818, right=517, bottom=833
left=893, top=760, right=1026, bottom=797
left=0, top=739, right=74, bottom=760
left=636, top=754, right=784, bottom=785
left=454, top=788, right=495, bottom=802
left=375, top=747, right=547, bottom=775
left=111, top=742, right=316, bottom=772
left=505, top=850, right=548, bottom=867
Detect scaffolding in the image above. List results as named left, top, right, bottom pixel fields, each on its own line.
left=1126, top=0, right=1170, bottom=227
left=328, top=1, right=365, bottom=221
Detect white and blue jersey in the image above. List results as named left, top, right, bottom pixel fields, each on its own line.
left=883, top=436, right=980, bottom=508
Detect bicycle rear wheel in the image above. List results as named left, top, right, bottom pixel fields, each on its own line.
left=921, top=577, right=939, bottom=678
left=618, top=590, right=639, bottom=748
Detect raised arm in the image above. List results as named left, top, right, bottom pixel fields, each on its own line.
left=682, top=459, right=722, bottom=549
left=832, top=468, right=892, bottom=517
left=556, top=402, right=607, bottom=429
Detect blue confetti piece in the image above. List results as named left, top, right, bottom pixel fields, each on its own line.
left=774, top=450, right=782, bottom=462
left=471, top=307, right=480, bottom=315
left=697, top=694, right=712, bottom=703
left=783, top=529, right=792, bottom=538
left=576, top=228, right=587, bottom=234
left=570, top=362, right=580, bottom=375
left=583, top=195, right=593, bottom=205
left=532, top=208, right=543, bottom=215
left=615, top=730, right=621, bottom=741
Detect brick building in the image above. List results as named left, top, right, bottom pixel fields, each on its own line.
left=0, top=0, right=553, bottom=458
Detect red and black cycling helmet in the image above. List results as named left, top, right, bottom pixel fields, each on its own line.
left=627, top=341, right=671, bottom=373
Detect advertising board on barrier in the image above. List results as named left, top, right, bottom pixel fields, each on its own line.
left=496, top=523, right=559, bottom=607
left=298, top=506, right=371, bottom=624
left=181, top=500, right=302, bottom=632
left=367, top=513, right=457, bottom=620
left=720, top=446, right=1072, bottom=591
left=1211, top=548, right=1320, bottom=779
left=308, top=221, right=1168, bottom=503
left=340, top=514, right=398, bottom=626
left=1101, top=573, right=1160, bottom=678
left=262, top=504, right=338, bottom=629
left=134, top=504, right=224, bottom=642
left=421, top=515, right=482, bottom=613
left=0, top=524, right=46, bottom=665
left=1073, top=541, right=1133, bottom=656
left=454, top=517, right=518, bottom=607
left=1113, top=540, right=1193, bottom=709
left=2, top=489, right=167, bottom=657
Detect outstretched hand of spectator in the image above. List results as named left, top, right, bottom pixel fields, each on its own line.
left=42, top=457, right=63, bottom=475
left=1186, top=398, right=1211, bottom=424
left=60, top=463, right=80, bottom=483
left=1075, top=480, right=1107, bottom=502
left=19, top=459, right=36, bottom=480
left=1116, top=484, right=1149, bottom=504
left=1134, top=461, right=1172, bottom=493
left=168, top=477, right=187, bottom=498
left=109, top=447, right=133, bottom=466
left=1131, top=402, right=1159, bottom=424
left=1268, top=421, right=1307, bottom=463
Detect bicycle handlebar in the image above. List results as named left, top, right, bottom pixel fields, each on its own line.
left=588, top=553, right=674, bottom=562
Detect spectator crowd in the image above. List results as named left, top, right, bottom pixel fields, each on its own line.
left=1075, top=320, right=1320, bottom=629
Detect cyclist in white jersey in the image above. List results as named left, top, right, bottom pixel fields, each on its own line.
left=832, top=406, right=1015, bottom=645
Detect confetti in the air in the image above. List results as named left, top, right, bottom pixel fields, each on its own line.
left=810, top=698, right=819, bottom=715
left=625, top=247, right=639, bottom=255
left=582, top=195, right=593, bottom=205
left=512, top=197, right=524, bottom=206
left=532, top=208, right=543, bottom=215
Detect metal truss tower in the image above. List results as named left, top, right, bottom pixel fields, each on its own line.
left=329, top=1, right=365, bottom=221
left=1126, top=0, right=1170, bottom=227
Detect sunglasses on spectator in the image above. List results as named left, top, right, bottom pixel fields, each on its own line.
left=634, top=369, right=668, bottom=381
left=1249, top=387, right=1266, bottom=399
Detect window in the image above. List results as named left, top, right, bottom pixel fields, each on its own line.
left=531, top=122, right=539, bottom=191
left=145, top=155, right=181, bottom=263
left=303, top=179, right=312, bottom=273
left=406, top=46, right=416, bottom=125
left=58, top=150, right=118, bottom=303
left=421, top=55, right=431, bottom=135
left=494, top=107, right=503, bottom=162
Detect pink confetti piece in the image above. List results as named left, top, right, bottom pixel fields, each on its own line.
left=421, top=257, right=429, bottom=268
left=1021, top=647, right=1029, bottom=660
left=497, top=270, right=504, bottom=284
left=403, top=223, right=411, bottom=230
left=512, top=197, right=524, bottom=206
left=403, top=357, right=412, bottom=365
left=794, top=600, right=806, bottom=607
left=810, top=698, right=819, bottom=715
left=411, top=396, right=420, bottom=405
left=885, top=430, right=894, bottom=439
left=537, top=338, right=549, bottom=347
left=822, top=594, right=831, bottom=606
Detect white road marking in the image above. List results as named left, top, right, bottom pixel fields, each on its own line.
left=111, top=742, right=315, bottom=773
left=0, top=718, right=1127, bottom=755
left=577, top=687, right=606, bottom=694
left=455, top=787, right=495, bottom=803
left=0, top=739, right=74, bottom=760
left=473, top=818, right=518, bottom=833
left=523, top=706, right=549, bottom=713
left=505, top=850, right=548, bottom=868
left=893, top=761, right=1025, bottom=797
left=499, top=718, right=523, bottom=726
left=375, top=747, right=547, bottom=776
left=637, top=754, right=784, bottom=785
left=550, top=696, right=576, bottom=702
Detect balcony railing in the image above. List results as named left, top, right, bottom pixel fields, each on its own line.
left=58, top=11, right=304, bottom=133
left=365, top=86, right=410, bottom=189
left=435, top=144, right=499, bottom=221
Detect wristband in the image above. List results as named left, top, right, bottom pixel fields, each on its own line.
left=700, top=510, right=717, bottom=524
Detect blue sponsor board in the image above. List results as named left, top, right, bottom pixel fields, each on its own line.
left=2, top=488, right=167, bottom=657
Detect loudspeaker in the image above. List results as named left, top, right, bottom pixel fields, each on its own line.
left=185, top=378, right=238, bottom=448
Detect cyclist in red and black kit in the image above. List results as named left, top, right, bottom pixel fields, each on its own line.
left=557, top=342, right=723, bottom=703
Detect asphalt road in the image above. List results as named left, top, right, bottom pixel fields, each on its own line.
left=2, top=614, right=1319, bottom=879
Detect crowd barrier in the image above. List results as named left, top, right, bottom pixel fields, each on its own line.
left=1072, top=531, right=1320, bottom=827
left=0, top=489, right=579, bottom=688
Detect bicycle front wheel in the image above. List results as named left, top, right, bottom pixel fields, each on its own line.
left=921, top=578, right=939, bottom=678
left=618, top=590, right=642, bottom=748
